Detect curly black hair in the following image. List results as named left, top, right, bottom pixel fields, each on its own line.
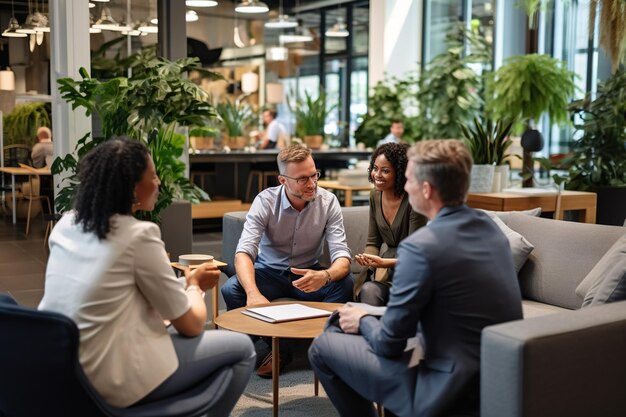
left=74, top=137, right=150, bottom=240
left=367, top=142, right=410, bottom=198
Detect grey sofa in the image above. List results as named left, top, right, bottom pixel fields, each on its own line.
left=221, top=207, right=626, bottom=417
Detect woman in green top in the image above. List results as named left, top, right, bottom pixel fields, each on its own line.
left=354, top=143, right=427, bottom=306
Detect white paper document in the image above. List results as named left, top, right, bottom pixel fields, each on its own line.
left=242, top=303, right=332, bottom=323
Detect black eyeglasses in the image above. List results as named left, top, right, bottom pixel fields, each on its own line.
left=280, top=170, right=321, bottom=185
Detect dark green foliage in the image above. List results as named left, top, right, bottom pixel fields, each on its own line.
left=288, top=90, right=336, bottom=138
left=460, top=117, right=515, bottom=165
left=55, top=53, right=219, bottom=223
left=416, top=24, right=492, bottom=140
left=563, top=70, right=626, bottom=190
left=3, top=102, right=51, bottom=146
left=216, top=98, right=255, bottom=137
left=486, top=54, right=577, bottom=134
left=354, top=73, right=420, bottom=148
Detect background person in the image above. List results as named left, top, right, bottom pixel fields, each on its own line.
left=38, top=138, right=255, bottom=414
left=258, top=109, right=288, bottom=149
left=354, top=143, right=427, bottom=306
left=31, top=126, right=53, bottom=168
left=309, top=139, right=523, bottom=417
left=221, top=144, right=354, bottom=377
left=376, top=119, right=404, bottom=147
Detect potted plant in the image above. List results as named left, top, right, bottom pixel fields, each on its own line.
left=560, top=70, right=626, bottom=225
left=416, top=23, right=492, bottom=141
left=215, top=99, right=255, bottom=150
left=460, top=117, right=515, bottom=192
left=54, top=49, right=220, bottom=224
left=3, top=102, right=51, bottom=146
left=289, top=90, right=335, bottom=149
left=486, top=53, right=577, bottom=186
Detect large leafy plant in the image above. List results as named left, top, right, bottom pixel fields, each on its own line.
left=460, top=117, right=515, bottom=165
left=216, top=98, right=255, bottom=137
left=562, top=70, right=626, bottom=190
left=486, top=53, right=577, bottom=133
left=3, top=102, right=51, bottom=146
left=54, top=50, right=221, bottom=223
left=354, top=72, right=420, bottom=148
left=289, top=90, right=336, bottom=138
left=416, top=23, right=492, bottom=140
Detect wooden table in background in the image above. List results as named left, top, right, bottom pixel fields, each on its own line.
left=0, top=166, right=51, bottom=224
left=317, top=180, right=372, bottom=207
left=215, top=301, right=343, bottom=417
left=467, top=190, right=597, bottom=223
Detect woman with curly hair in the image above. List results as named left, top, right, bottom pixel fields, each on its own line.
left=354, top=142, right=427, bottom=306
left=39, top=137, right=254, bottom=414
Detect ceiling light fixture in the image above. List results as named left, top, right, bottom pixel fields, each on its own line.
left=89, top=2, right=96, bottom=8
left=92, top=7, right=121, bottom=31
left=3, top=0, right=27, bottom=38
left=186, top=0, right=218, bottom=7
left=186, top=10, right=199, bottom=22
left=235, top=0, right=269, bottom=14
left=265, top=0, right=297, bottom=29
left=279, top=27, right=313, bottom=44
left=325, top=17, right=349, bottom=38
left=138, top=21, right=158, bottom=33
left=150, top=17, right=158, bottom=25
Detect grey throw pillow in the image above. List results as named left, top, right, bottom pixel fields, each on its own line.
left=482, top=211, right=535, bottom=273
left=480, top=207, right=542, bottom=224
left=579, top=234, right=626, bottom=307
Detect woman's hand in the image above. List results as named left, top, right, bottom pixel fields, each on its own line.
left=355, top=253, right=388, bottom=268
left=185, top=262, right=221, bottom=291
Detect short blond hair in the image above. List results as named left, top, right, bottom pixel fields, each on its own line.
left=277, top=145, right=312, bottom=174
left=407, top=140, right=472, bottom=206
left=37, top=127, right=52, bottom=141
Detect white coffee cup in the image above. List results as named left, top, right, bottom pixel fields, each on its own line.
left=179, top=254, right=214, bottom=266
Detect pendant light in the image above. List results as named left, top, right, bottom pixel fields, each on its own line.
left=17, top=0, right=38, bottom=34
left=34, top=0, right=50, bottom=33
left=325, top=17, right=349, bottom=38
left=186, top=0, right=218, bottom=7
left=265, top=0, right=297, bottom=29
left=93, top=6, right=126, bottom=31
left=235, top=0, right=269, bottom=14
left=3, top=0, right=28, bottom=38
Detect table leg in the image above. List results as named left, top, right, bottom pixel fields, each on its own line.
left=11, top=174, right=16, bottom=224
left=583, top=207, right=596, bottom=224
left=211, top=286, right=219, bottom=329
left=344, top=190, right=353, bottom=207
left=314, top=374, right=319, bottom=396
left=272, top=336, right=279, bottom=417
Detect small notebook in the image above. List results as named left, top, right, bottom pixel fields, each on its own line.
left=242, top=303, right=332, bottom=323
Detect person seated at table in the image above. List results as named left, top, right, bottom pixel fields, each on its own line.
left=221, top=144, right=354, bottom=378
left=31, top=126, right=53, bottom=168
left=257, top=109, right=288, bottom=149
left=308, top=139, right=523, bottom=417
left=354, top=143, right=427, bottom=306
left=38, top=137, right=255, bottom=413
left=376, top=119, right=404, bottom=147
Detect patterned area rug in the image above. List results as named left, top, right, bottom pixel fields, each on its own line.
left=232, top=342, right=338, bottom=417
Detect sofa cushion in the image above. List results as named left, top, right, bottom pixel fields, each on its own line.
left=486, top=207, right=542, bottom=224
left=521, top=300, right=570, bottom=319
left=482, top=211, right=535, bottom=272
left=506, top=213, right=625, bottom=309
left=578, top=234, right=626, bottom=307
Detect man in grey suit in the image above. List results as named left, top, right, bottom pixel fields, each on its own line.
left=309, top=139, right=523, bottom=417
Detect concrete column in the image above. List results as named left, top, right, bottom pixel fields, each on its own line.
left=49, top=0, right=91, bottom=163
left=369, top=0, right=422, bottom=88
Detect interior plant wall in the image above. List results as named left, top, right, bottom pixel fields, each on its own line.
left=53, top=49, right=221, bottom=223
left=3, top=102, right=52, bottom=147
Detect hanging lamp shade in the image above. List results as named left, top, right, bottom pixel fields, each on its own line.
left=279, top=26, right=313, bottom=44
left=33, top=12, right=49, bottom=33
left=266, top=82, right=284, bottom=104
left=92, top=7, right=123, bottom=31
left=17, top=13, right=38, bottom=34
left=3, top=17, right=28, bottom=38
left=265, top=15, right=298, bottom=29
left=138, top=21, right=158, bottom=33
left=325, top=17, right=349, bottom=38
left=235, top=0, right=269, bottom=14
left=241, top=72, right=259, bottom=94
left=266, top=46, right=288, bottom=61
left=0, top=69, right=16, bottom=91
left=186, top=0, right=218, bottom=7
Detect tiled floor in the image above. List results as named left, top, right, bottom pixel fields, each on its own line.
left=0, top=211, right=223, bottom=309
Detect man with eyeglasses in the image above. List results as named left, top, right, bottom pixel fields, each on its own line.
left=221, top=145, right=354, bottom=377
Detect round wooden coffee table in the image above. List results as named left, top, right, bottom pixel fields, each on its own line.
left=214, top=301, right=343, bottom=417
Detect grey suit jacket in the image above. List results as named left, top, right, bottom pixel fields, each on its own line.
left=359, top=205, right=523, bottom=416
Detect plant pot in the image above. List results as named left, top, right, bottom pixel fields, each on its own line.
left=591, top=186, right=626, bottom=226
left=469, top=164, right=495, bottom=193
left=190, top=136, right=214, bottom=150
left=224, top=135, right=248, bottom=150
left=304, top=135, right=324, bottom=149
left=492, top=165, right=510, bottom=192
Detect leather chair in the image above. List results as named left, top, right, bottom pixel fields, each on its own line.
left=0, top=293, right=233, bottom=417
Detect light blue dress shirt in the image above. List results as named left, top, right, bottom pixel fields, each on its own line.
left=236, top=185, right=351, bottom=270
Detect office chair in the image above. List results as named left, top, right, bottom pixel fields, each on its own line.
left=0, top=293, right=233, bottom=417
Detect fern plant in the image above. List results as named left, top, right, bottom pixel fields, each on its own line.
left=3, top=102, right=51, bottom=146
left=460, top=117, right=515, bottom=165
left=486, top=54, right=577, bottom=134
